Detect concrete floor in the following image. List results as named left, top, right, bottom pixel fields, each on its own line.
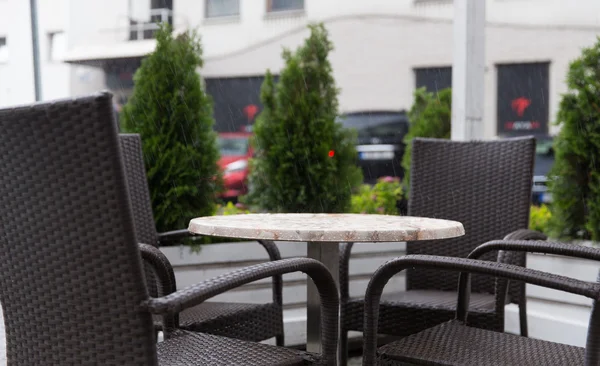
left=348, top=356, right=362, bottom=365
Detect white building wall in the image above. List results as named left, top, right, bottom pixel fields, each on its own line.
left=38, top=0, right=70, bottom=101
left=0, top=0, right=70, bottom=107
left=193, top=0, right=600, bottom=138
left=0, top=0, right=36, bottom=107
left=2, top=0, right=600, bottom=137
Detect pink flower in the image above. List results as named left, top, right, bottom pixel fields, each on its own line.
left=380, top=176, right=399, bottom=183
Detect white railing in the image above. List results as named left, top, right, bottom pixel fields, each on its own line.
left=129, top=8, right=173, bottom=41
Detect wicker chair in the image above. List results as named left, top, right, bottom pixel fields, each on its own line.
left=362, top=241, right=600, bottom=365
left=340, top=137, right=546, bottom=364
left=119, top=133, right=285, bottom=344
left=0, top=92, right=339, bottom=365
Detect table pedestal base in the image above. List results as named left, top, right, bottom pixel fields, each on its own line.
left=306, top=241, right=340, bottom=355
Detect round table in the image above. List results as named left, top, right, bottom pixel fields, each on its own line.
left=188, top=213, right=464, bottom=354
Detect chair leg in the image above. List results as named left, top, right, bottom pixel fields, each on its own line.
left=276, top=333, right=285, bottom=347
left=519, top=300, right=528, bottom=337
left=340, top=327, right=348, bottom=366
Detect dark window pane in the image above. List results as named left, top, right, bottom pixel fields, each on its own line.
left=415, top=67, right=452, bottom=93
left=270, top=0, right=304, bottom=12
left=205, top=75, right=279, bottom=133
left=497, top=62, right=549, bottom=136
left=206, top=0, right=239, bottom=18
left=151, top=0, right=172, bottom=9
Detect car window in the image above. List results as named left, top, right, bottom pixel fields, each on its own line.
left=218, top=137, right=249, bottom=156
left=339, top=113, right=407, bottom=139
left=534, top=150, right=554, bottom=176
left=358, top=122, right=406, bottom=139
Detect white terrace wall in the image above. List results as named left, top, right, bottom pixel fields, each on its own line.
left=162, top=241, right=597, bottom=346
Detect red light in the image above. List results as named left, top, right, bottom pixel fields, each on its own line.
left=328, top=150, right=335, bottom=158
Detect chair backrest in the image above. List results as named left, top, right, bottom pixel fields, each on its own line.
left=120, top=134, right=160, bottom=247
left=0, top=93, right=157, bottom=365
left=120, top=133, right=164, bottom=299
left=407, top=137, right=535, bottom=295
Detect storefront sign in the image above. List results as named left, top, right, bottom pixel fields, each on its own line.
left=497, top=62, right=549, bottom=136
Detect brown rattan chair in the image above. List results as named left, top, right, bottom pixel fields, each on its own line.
left=0, top=92, right=338, bottom=365
left=362, top=241, right=600, bottom=365
left=119, top=133, right=285, bottom=344
left=340, top=137, right=546, bottom=364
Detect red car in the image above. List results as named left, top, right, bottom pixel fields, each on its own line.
left=217, top=132, right=253, bottom=200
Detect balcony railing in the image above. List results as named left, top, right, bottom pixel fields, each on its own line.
left=129, top=8, right=173, bottom=41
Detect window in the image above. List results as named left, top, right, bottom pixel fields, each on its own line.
left=129, top=0, right=172, bottom=40
left=205, top=75, right=279, bottom=133
left=206, top=0, right=239, bottom=18
left=496, top=62, right=550, bottom=136
left=48, top=32, right=66, bottom=62
left=415, top=67, right=452, bottom=94
left=0, top=37, right=7, bottom=63
left=267, top=0, right=304, bottom=12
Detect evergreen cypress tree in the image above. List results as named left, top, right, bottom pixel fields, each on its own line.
left=548, top=37, right=600, bottom=240
left=121, top=25, right=221, bottom=232
left=401, top=87, right=452, bottom=192
left=247, top=23, right=362, bottom=213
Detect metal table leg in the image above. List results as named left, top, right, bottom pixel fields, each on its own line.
left=306, top=241, right=340, bottom=355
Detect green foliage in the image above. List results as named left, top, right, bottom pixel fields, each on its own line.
left=219, top=201, right=250, bottom=215
left=121, top=25, right=222, bottom=232
left=401, top=87, right=452, bottom=192
left=548, top=37, right=600, bottom=240
left=350, top=177, right=403, bottom=215
left=246, top=23, right=362, bottom=213
left=530, top=204, right=552, bottom=234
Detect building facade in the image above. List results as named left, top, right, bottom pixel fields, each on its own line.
left=2, top=0, right=600, bottom=137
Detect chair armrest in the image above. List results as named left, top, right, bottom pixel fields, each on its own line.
left=494, top=230, right=549, bottom=310
left=256, top=240, right=283, bottom=306
left=157, top=234, right=283, bottom=306
left=157, top=229, right=194, bottom=244
left=497, top=229, right=548, bottom=267
left=141, top=258, right=339, bottom=362
left=499, top=229, right=548, bottom=266
left=362, top=255, right=600, bottom=366
left=467, top=239, right=600, bottom=311
left=139, top=243, right=179, bottom=328
left=139, top=243, right=177, bottom=294
left=503, top=228, right=547, bottom=241
left=470, top=239, right=600, bottom=263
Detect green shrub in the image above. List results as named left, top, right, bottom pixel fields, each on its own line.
left=351, top=177, right=403, bottom=215
left=548, top=37, right=600, bottom=240
left=246, top=23, right=362, bottom=213
left=401, top=87, right=452, bottom=192
left=121, top=25, right=222, bottom=232
left=530, top=204, right=552, bottom=234
left=218, top=201, right=250, bottom=215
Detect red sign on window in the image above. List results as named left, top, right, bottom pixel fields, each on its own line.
left=497, top=63, right=549, bottom=135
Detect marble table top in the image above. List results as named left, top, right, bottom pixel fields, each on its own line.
left=188, top=213, right=464, bottom=243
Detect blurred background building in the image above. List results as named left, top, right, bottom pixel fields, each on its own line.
left=1, top=0, right=600, bottom=137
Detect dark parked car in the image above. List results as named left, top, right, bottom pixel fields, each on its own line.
left=338, top=111, right=409, bottom=184
left=532, top=136, right=554, bottom=205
